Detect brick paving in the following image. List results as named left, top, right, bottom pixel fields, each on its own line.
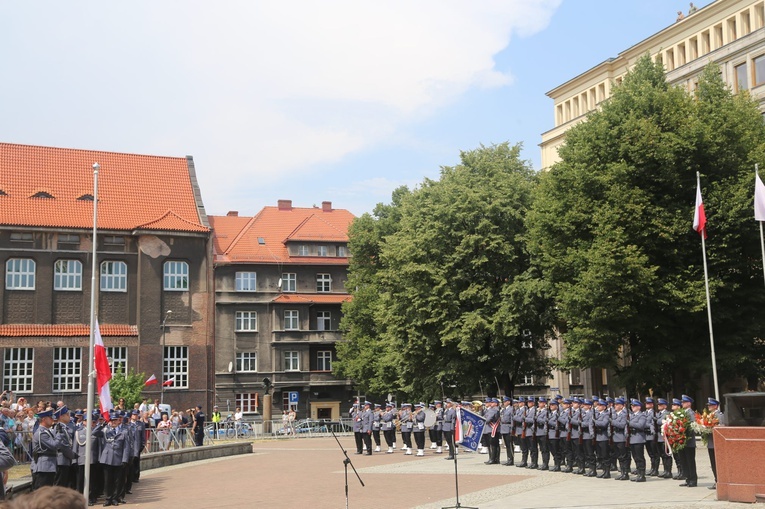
left=111, top=437, right=747, bottom=509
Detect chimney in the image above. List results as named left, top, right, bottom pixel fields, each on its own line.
left=277, top=199, right=292, bottom=211
left=322, top=201, right=332, bottom=212
left=226, top=211, right=239, bottom=217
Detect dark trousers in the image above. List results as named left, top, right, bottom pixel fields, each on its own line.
left=429, top=428, right=438, bottom=444
left=414, top=431, right=425, bottom=450
left=372, top=430, right=381, bottom=447
left=33, top=471, right=55, bottom=490
left=481, top=433, right=490, bottom=448
left=54, top=465, right=71, bottom=488
left=679, top=447, right=697, bottom=483
left=583, top=439, right=596, bottom=470
left=401, top=431, right=412, bottom=449
left=362, top=432, right=372, bottom=453
left=596, top=440, right=610, bottom=471
left=646, top=438, right=659, bottom=463
left=130, top=455, right=141, bottom=482
left=572, top=439, right=583, bottom=468
left=77, top=464, right=102, bottom=502
left=562, top=438, right=574, bottom=467
left=501, top=433, right=514, bottom=463
left=444, top=429, right=455, bottom=456
left=434, top=429, right=443, bottom=446
left=630, top=443, right=646, bottom=470
left=527, top=436, right=538, bottom=465
left=194, top=430, right=204, bottom=446
left=103, top=464, right=124, bottom=503
left=383, top=429, right=394, bottom=447
left=659, top=441, right=673, bottom=472
left=708, top=448, right=717, bottom=482
left=549, top=438, right=560, bottom=466
left=538, top=435, right=550, bottom=466
left=613, top=441, right=627, bottom=471
left=354, top=432, right=363, bottom=453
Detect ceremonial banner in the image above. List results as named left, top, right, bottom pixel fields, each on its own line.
left=455, top=407, right=486, bottom=451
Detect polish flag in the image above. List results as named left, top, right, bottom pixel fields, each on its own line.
left=144, top=374, right=158, bottom=386
left=693, top=181, right=707, bottom=238
left=755, top=171, right=765, bottom=221
left=162, top=377, right=175, bottom=387
left=454, top=407, right=463, bottom=444
left=94, top=320, right=113, bottom=418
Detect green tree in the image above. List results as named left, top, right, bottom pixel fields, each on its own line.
left=108, top=367, right=147, bottom=409
left=528, top=55, right=765, bottom=393
left=336, top=143, right=553, bottom=401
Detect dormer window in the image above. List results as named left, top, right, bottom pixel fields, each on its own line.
left=31, top=191, right=54, bottom=199
left=338, top=246, right=348, bottom=257
left=77, top=194, right=94, bottom=201
left=298, top=245, right=309, bottom=256
left=317, top=246, right=328, bottom=257
left=0, top=190, right=7, bottom=196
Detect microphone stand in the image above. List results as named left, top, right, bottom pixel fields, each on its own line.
left=331, top=428, right=364, bottom=509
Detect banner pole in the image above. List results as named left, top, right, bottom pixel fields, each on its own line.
left=697, top=171, right=720, bottom=403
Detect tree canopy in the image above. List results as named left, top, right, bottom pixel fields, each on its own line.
left=527, top=55, right=765, bottom=393
left=335, top=143, right=552, bottom=401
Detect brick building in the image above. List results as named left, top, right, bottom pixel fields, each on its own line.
left=0, top=142, right=213, bottom=411
left=210, top=200, right=355, bottom=421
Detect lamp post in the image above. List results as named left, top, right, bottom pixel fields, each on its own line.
left=161, top=310, right=172, bottom=404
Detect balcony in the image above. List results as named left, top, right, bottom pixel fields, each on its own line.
left=272, top=330, right=343, bottom=344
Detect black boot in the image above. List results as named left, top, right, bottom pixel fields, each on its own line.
left=585, top=468, right=597, bottom=477
left=636, top=468, right=646, bottom=483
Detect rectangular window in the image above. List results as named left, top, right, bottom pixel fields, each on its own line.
left=53, top=347, right=82, bottom=392
left=298, top=245, right=309, bottom=256
left=5, top=258, right=36, bottom=290
left=235, top=272, right=257, bottom=292
left=569, top=368, right=582, bottom=386
left=337, top=246, right=348, bottom=257
left=101, top=261, right=127, bottom=292
left=163, top=261, right=189, bottom=291
left=107, top=346, right=128, bottom=376
left=282, top=392, right=297, bottom=411
left=317, top=350, right=332, bottom=372
left=519, top=375, right=533, bottom=386
left=284, top=351, right=300, bottom=371
left=163, top=346, right=188, bottom=388
left=58, top=234, right=80, bottom=246
left=103, top=236, right=125, bottom=246
left=316, top=273, right=331, bottom=292
left=317, top=245, right=328, bottom=257
left=755, top=55, right=765, bottom=86
left=317, top=311, right=331, bottom=331
left=236, top=393, right=259, bottom=413
left=54, top=259, right=83, bottom=291
left=284, top=310, right=299, bottom=330
left=736, top=62, right=749, bottom=91
left=10, top=232, right=33, bottom=242
left=3, top=348, right=33, bottom=393
left=282, top=273, right=296, bottom=292
left=236, top=352, right=258, bottom=372
left=235, top=311, right=258, bottom=332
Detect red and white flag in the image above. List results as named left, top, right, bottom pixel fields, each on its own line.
left=94, top=320, right=113, bottom=418
left=693, top=181, right=707, bottom=238
left=454, top=407, right=463, bottom=444
left=162, top=377, right=175, bottom=387
left=755, top=171, right=765, bottom=221
left=144, top=374, right=158, bottom=386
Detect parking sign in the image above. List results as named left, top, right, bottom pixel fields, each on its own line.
left=288, top=391, right=299, bottom=404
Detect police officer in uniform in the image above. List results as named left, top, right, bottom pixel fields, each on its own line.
left=612, top=398, right=629, bottom=481
left=706, top=397, right=723, bottom=489
left=524, top=397, right=538, bottom=469
left=431, top=401, right=444, bottom=453
left=513, top=397, right=528, bottom=467
left=372, top=403, right=382, bottom=452
left=381, top=403, right=396, bottom=454
left=74, top=410, right=103, bottom=505
left=628, top=399, right=647, bottom=482
left=499, top=396, right=514, bottom=466
left=399, top=403, right=413, bottom=455
left=128, top=409, right=146, bottom=485
left=98, top=410, right=130, bottom=506
left=582, top=399, right=598, bottom=477
left=547, top=399, right=561, bottom=471
left=569, top=398, right=584, bottom=474
left=413, top=403, right=427, bottom=456
left=361, top=402, right=374, bottom=456
left=32, top=409, right=61, bottom=490
left=559, top=398, right=573, bottom=472
left=482, top=398, right=500, bottom=465
left=594, top=399, right=611, bottom=478
left=442, top=399, right=456, bottom=460
left=53, top=406, right=76, bottom=488
left=193, top=405, right=206, bottom=447
left=678, top=395, right=698, bottom=487
left=350, top=403, right=363, bottom=454
left=535, top=397, right=549, bottom=470
left=655, top=398, right=673, bottom=478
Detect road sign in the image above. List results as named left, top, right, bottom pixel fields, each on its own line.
left=288, top=391, right=299, bottom=404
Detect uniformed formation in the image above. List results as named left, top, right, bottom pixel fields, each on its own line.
left=31, top=406, right=146, bottom=506
left=349, top=394, right=722, bottom=489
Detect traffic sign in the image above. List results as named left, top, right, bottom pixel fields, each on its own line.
left=288, top=391, right=299, bottom=404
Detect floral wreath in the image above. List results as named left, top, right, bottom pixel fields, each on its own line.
left=662, top=408, right=690, bottom=453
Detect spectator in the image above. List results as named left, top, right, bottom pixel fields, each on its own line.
left=178, top=411, right=189, bottom=447
left=138, top=398, right=148, bottom=414
left=150, top=404, right=161, bottom=427
left=288, top=408, right=297, bottom=436
left=689, top=2, right=698, bottom=15
left=676, top=10, right=685, bottom=22
left=211, top=405, right=222, bottom=434
left=115, top=398, right=127, bottom=411
left=170, top=411, right=182, bottom=448
left=156, top=413, right=172, bottom=451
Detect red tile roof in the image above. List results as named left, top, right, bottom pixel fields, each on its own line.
left=272, top=294, right=352, bottom=305
left=0, top=324, right=138, bottom=337
left=0, top=142, right=209, bottom=233
left=210, top=204, right=355, bottom=264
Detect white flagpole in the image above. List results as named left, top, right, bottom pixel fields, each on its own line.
left=757, top=164, right=765, bottom=287
left=84, top=162, right=100, bottom=499
left=697, top=171, right=720, bottom=403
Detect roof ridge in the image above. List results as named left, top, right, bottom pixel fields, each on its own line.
left=224, top=210, right=262, bottom=255
left=283, top=213, right=315, bottom=243
left=0, top=141, right=186, bottom=162
left=284, top=212, right=347, bottom=242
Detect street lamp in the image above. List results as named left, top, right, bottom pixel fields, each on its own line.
left=161, top=310, right=172, bottom=404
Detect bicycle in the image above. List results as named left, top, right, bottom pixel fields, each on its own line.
left=226, top=421, right=253, bottom=439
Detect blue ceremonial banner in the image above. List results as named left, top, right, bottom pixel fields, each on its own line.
left=455, top=407, right=486, bottom=451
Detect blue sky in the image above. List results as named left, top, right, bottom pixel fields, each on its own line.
left=0, top=1, right=713, bottom=218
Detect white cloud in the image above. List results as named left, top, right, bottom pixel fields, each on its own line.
left=0, top=0, right=561, bottom=214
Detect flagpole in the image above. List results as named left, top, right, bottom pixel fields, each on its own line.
left=84, top=162, right=100, bottom=499
left=697, top=171, right=720, bottom=403
left=757, top=164, right=765, bottom=287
